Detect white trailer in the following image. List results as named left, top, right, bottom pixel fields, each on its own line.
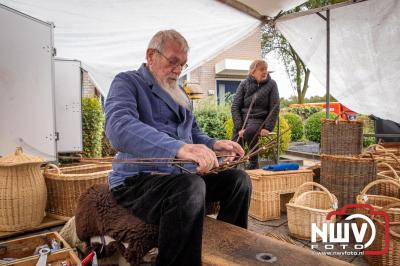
left=0, top=4, right=56, bottom=161
left=54, top=58, right=83, bottom=153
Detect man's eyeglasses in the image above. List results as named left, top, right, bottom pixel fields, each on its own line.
left=154, top=49, right=188, bottom=71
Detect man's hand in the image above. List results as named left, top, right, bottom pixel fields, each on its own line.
left=260, top=129, right=270, bottom=137
left=213, top=140, right=245, bottom=162
left=176, top=144, right=219, bottom=174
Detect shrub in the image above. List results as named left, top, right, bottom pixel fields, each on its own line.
left=288, top=106, right=323, bottom=120
left=102, top=132, right=117, bottom=157
left=259, top=115, right=291, bottom=159
left=304, top=111, right=335, bottom=143
left=82, top=97, right=104, bottom=157
left=357, top=114, right=376, bottom=147
left=283, top=112, right=304, bottom=141
left=225, top=117, right=234, bottom=140
left=194, top=98, right=231, bottom=140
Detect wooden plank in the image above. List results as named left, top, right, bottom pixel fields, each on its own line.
left=0, top=216, right=65, bottom=240
left=202, top=217, right=351, bottom=266
left=12, top=249, right=80, bottom=266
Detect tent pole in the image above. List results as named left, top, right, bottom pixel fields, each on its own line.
left=325, top=9, right=330, bottom=119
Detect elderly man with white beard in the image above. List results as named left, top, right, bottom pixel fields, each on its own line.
left=105, top=29, right=252, bottom=266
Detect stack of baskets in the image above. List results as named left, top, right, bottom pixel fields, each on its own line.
left=287, top=182, right=337, bottom=240
left=356, top=180, right=400, bottom=265
left=319, top=114, right=374, bottom=208
left=366, top=144, right=400, bottom=172
left=43, top=163, right=111, bottom=219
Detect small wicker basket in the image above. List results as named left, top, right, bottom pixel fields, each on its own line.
left=287, top=182, right=338, bottom=240
left=356, top=179, right=400, bottom=223
left=376, top=162, right=400, bottom=198
left=321, top=114, right=363, bottom=155
left=320, top=154, right=377, bottom=208
left=43, top=163, right=111, bottom=219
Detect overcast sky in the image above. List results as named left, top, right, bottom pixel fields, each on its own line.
left=266, top=53, right=327, bottom=99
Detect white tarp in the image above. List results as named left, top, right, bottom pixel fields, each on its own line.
left=277, top=0, right=400, bottom=122
left=238, top=0, right=306, bottom=17
left=0, top=0, right=261, bottom=96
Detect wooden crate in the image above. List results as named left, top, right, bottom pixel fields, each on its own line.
left=12, top=249, right=80, bottom=266
left=0, top=232, right=70, bottom=265
left=247, top=169, right=313, bottom=221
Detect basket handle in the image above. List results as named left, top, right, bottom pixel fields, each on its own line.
left=333, top=111, right=348, bottom=121
left=365, top=144, right=388, bottom=153
left=375, top=153, right=400, bottom=166
left=377, top=162, right=400, bottom=180
left=291, top=181, right=336, bottom=207
left=43, top=163, right=62, bottom=175
left=359, top=179, right=400, bottom=201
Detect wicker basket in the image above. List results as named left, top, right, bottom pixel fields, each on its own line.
left=0, top=147, right=46, bottom=231
left=320, top=154, right=377, bottom=208
left=363, top=202, right=400, bottom=266
left=356, top=179, right=400, bottom=223
left=364, top=146, right=400, bottom=171
left=321, top=115, right=363, bottom=155
left=377, top=162, right=400, bottom=198
left=287, top=182, right=337, bottom=240
left=247, top=169, right=313, bottom=221
left=43, top=163, right=111, bottom=219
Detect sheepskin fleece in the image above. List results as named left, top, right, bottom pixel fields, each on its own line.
left=75, top=184, right=158, bottom=265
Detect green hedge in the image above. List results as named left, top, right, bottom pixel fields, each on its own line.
left=194, top=98, right=231, bottom=140
left=259, top=115, right=291, bottom=159
left=82, top=97, right=104, bottom=157
left=283, top=112, right=303, bottom=142
left=304, top=111, right=335, bottom=143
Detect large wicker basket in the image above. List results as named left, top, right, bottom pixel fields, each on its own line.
left=247, top=169, right=313, bottom=221
left=356, top=179, right=400, bottom=223
left=287, top=182, right=337, bottom=240
left=362, top=202, right=400, bottom=266
left=0, top=147, right=47, bottom=231
left=43, top=163, right=111, bottom=219
left=320, top=154, right=377, bottom=208
left=377, top=162, right=400, bottom=198
left=321, top=116, right=363, bottom=155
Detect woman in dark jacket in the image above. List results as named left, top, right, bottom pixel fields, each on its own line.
left=231, top=59, right=280, bottom=169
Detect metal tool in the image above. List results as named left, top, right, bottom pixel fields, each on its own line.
left=36, top=247, right=50, bottom=266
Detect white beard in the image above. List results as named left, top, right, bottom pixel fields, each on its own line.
left=159, top=78, right=191, bottom=110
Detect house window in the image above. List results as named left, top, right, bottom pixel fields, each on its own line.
left=216, top=80, right=241, bottom=104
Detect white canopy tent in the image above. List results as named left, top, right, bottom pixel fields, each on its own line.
left=276, top=0, right=400, bottom=123
left=0, top=0, right=304, bottom=96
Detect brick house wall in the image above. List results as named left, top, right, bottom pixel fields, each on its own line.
left=188, top=26, right=262, bottom=98
left=82, top=69, right=100, bottom=98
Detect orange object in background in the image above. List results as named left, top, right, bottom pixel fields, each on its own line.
left=289, top=102, right=357, bottom=120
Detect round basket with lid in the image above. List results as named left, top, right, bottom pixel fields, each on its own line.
left=0, top=147, right=47, bottom=231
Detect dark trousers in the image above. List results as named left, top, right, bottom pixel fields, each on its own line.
left=233, top=122, right=262, bottom=168
left=111, top=168, right=251, bottom=266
